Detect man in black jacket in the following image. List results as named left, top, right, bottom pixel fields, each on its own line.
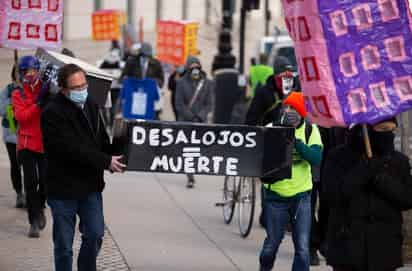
left=41, top=64, right=125, bottom=271
left=245, top=56, right=296, bottom=126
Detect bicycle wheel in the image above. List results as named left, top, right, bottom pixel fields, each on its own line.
left=238, top=177, right=256, bottom=238
left=222, top=176, right=236, bottom=224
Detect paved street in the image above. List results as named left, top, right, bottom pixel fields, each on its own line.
left=0, top=148, right=332, bottom=270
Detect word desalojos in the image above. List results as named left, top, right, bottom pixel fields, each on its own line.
left=132, top=126, right=258, bottom=175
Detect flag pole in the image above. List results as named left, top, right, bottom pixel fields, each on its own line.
left=362, top=124, right=373, bottom=159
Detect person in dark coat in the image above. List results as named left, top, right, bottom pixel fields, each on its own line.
left=245, top=56, right=296, bottom=126
left=175, top=56, right=214, bottom=188
left=310, top=126, right=348, bottom=265
left=245, top=56, right=298, bottom=228
left=41, top=64, right=125, bottom=271
left=323, top=118, right=412, bottom=271
left=121, top=42, right=165, bottom=119
left=167, top=65, right=185, bottom=120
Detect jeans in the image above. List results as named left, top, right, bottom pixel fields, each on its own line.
left=48, top=192, right=105, bottom=271
left=259, top=191, right=312, bottom=271
left=18, top=149, right=46, bottom=225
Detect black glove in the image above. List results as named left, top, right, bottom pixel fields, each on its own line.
left=367, top=156, right=388, bottom=175
left=36, top=81, right=50, bottom=108
left=192, top=115, right=203, bottom=123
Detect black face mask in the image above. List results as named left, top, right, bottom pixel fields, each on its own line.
left=369, top=130, right=395, bottom=156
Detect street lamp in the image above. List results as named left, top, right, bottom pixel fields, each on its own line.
left=211, top=0, right=236, bottom=73
left=239, top=0, right=260, bottom=74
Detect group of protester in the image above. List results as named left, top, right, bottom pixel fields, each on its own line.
left=2, top=40, right=412, bottom=271
left=246, top=56, right=412, bottom=271
left=1, top=55, right=125, bottom=271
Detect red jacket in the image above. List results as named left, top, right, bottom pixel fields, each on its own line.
left=12, top=81, right=44, bottom=153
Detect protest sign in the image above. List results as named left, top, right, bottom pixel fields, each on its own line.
left=35, top=48, right=115, bottom=107
left=121, top=78, right=160, bottom=120
left=156, top=20, right=199, bottom=65
left=282, top=0, right=412, bottom=127
left=113, top=121, right=294, bottom=178
left=92, top=10, right=126, bottom=41
left=0, top=0, right=63, bottom=50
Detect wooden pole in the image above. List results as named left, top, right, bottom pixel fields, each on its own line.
left=362, top=124, right=373, bottom=159
left=13, top=49, right=22, bottom=88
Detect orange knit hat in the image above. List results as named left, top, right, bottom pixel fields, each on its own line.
left=283, top=92, right=307, bottom=117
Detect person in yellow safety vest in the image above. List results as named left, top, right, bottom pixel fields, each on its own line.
left=259, top=91, right=323, bottom=271
left=249, top=54, right=273, bottom=97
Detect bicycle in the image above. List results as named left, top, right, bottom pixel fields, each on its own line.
left=216, top=176, right=256, bottom=238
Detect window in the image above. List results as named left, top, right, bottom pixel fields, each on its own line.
left=378, top=0, right=399, bottom=22
left=48, top=0, right=60, bottom=12
left=385, top=36, right=407, bottom=62
left=45, top=24, right=58, bottom=42
left=352, top=4, right=373, bottom=30
left=298, top=17, right=311, bottom=41
left=394, top=76, right=412, bottom=100
left=28, top=0, right=42, bottom=9
left=26, top=24, right=40, bottom=39
left=7, top=22, right=21, bottom=40
left=11, top=0, right=21, bottom=9
left=330, top=10, right=348, bottom=36
left=369, top=82, right=390, bottom=108
left=361, top=45, right=381, bottom=70
left=312, top=96, right=332, bottom=118
left=339, top=53, right=358, bottom=77
left=302, top=56, right=320, bottom=81
left=348, top=89, right=367, bottom=114
left=285, top=17, right=297, bottom=40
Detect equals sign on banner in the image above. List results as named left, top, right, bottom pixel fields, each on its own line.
left=182, top=147, right=201, bottom=157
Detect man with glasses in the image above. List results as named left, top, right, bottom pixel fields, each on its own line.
left=41, top=64, right=125, bottom=271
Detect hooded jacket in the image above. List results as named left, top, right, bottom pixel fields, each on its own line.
left=323, top=127, right=412, bottom=271
left=175, top=71, right=214, bottom=122
left=12, top=80, right=44, bottom=153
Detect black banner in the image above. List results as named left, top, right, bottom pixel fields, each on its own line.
left=115, top=121, right=294, bottom=178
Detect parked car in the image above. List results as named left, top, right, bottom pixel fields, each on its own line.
left=267, top=29, right=297, bottom=69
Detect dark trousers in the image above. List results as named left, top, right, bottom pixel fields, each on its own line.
left=18, top=149, right=46, bottom=225
left=48, top=193, right=105, bottom=271
left=5, top=143, right=22, bottom=194
left=310, top=181, right=328, bottom=252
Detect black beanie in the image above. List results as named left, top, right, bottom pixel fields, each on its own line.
left=273, top=56, right=293, bottom=76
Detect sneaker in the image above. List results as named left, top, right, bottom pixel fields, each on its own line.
left=15, top=193, right=25, bottom=209
left=186, top=177, right=195, bottom=189
left=310, top=250, right=320, bottom=266
left=28, top=223, right=40, bottom=238
left=38, top=211, right=46, bottom=230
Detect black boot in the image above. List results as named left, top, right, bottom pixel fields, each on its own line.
left=38, top=210, right=46, bottom=230
left=186, top=175, right=195, bottom=189
left=28, top=222, right=40, bottom=238
left=15, top=193, right=26, bottom=208
left=310, top=249, right=320, bottom=266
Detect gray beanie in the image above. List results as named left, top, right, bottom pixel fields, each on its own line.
left=140, top=42, right=153, bottom=57
left=186, top=56, right=201, bottom=69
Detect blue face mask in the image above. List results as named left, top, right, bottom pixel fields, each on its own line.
left=69, top=88, right=88, bottom=104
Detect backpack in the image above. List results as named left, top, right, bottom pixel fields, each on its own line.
left=1, top=84, right=19, bottom=134
left=261, top=120, right=320, bottom=184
